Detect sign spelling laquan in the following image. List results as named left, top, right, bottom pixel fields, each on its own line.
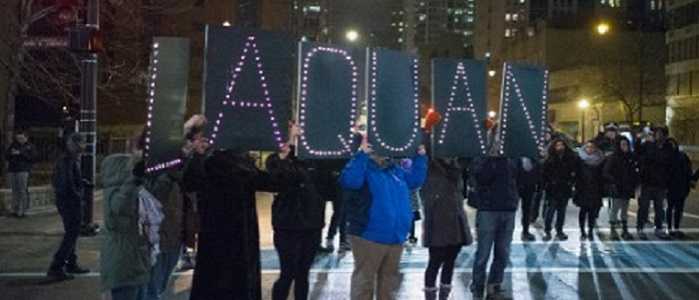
left=144, top=37, right=190, bottom=174
left=497, top=63, right=549, bottom=158
left=203, top=26, right=294, bottom=151
left=296, top=42, right=365, bottom=159
left=431, top=59, right=488, bottom=158
left=367, top=49, right=421, bottom=157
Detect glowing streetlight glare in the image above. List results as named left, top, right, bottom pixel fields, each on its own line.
left=346, top=30, right=359, bottom=42
left=488, top=70, right=496, bottom=77
left=488, top=111, right=497, bottom=118
left=222, top=21, right=231, bottom=27
left=578, top=99, right=591, bottom=109
left=596, top=22, right=610, bottom=35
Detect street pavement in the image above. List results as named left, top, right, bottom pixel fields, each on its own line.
left=1, top=191, right=699, bottom=300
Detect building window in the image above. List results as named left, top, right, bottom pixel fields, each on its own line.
left=505, top=29, right=511, bottom=37
left=505, top=13, right=511, bottom=21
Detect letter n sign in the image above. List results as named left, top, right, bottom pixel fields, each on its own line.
left=498, top=63, right=550, bottom=158
left=431, top=58, right=488, bottom=158
left=202, top=26, right=294, bottom=151
left=367, top=49, right=421, bottom=157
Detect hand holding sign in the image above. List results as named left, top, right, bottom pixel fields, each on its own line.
left=360, top=134, right=373, bottom=155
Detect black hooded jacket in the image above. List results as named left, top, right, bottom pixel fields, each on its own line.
left=52, top=133, right=83, bottom=203
left=542, top=140, right=579, bottom=200
left=602, top=138, right=640, bottom=199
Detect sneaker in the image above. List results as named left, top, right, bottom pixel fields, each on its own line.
left=674, top=230, right=686, bottom=239
left=409, top=237, right=418, bottom=244
left=587, top=232, right=595, bottom=241
left=486, top=284, right=506, bottom=300
left=556, top=232, right=568, bottom=241
left=46, top=269, right=75, bottom=281
left=65, top=264, right=90, bottom=274
left=543, top=232, right=553, bottom=241
left=521, top=232, right=536, bottom=242
left=580, top=233, right=588, bottom=241
left=655, top=229, right=670, bottom=240
left=621, top=231, right=633, bottom=240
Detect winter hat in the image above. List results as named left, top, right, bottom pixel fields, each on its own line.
left=184, top=114, right=207, bottom=141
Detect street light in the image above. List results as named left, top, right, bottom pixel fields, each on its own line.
left=346, top=30, right=359, bottom=42
left=488, top=111, right=497, bottom=118
left=579, top=99, right=590, bottom=142
left=488, top=70, right=496, bottom=77
left=596, top=22, right=610, bottom=35
left=222, top=21, right=231, bottom=27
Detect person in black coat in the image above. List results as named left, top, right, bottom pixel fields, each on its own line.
left=542, top=139, right=578, bottom=241
left=574, top=142, right=605, bottom=241
left=602, top=137, right=640, bottom=240
left=635, top=127, right=673, bottom=239
left=266, top=125, right=326, bottom=300
left=4, top=129, right=37, bottom=217
left=666, top=138, right=694, bottom=238
left=188, top=149, right=273, bottom=300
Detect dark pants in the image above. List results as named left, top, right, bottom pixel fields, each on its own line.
left=667, top=195, right=686, bottom=231
left=519, top=187, right=536, bottom=233
left=50, top=198, right=82, bottom=270
left=327, top=190, right=351, bottom=243
left=425, top=245, right=462, bottom=288
left=579, top=207, right=597, bottom=233
left=112, top=284, right=146, bottom=300
left=637, top=187, right=666, bottom=230
left=530, top=189, right=544, bottom=222
left=471, top=211, right=515, bottom=293
left=272, top=229, right=321, bottom=300
left=544, top=196, right=569, bottom=234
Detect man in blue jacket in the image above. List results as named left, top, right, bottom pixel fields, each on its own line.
left=340, top=135, right=427, bottom=300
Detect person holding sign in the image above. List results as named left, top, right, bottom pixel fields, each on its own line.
left=340, top=135, right=427, bottom=300
left=266, top=123, right=326, bottom=300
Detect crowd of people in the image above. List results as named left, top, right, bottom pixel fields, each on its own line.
left=3, top=112, right=690, bottom=300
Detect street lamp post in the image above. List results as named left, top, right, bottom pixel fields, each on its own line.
left=579, top=99, right=590, bottom=142
left=345, top=30, right=359, bottom=43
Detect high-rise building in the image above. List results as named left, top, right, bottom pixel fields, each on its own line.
left=414, top=0, right=476, bottom=50
left=666, top=0, right=699, bottom=146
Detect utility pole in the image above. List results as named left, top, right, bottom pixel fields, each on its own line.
left=79, top=0, right=100, bottom=235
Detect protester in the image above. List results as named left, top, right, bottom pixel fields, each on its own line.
left=574, top=142, right=605, bottom=241
left=5, top=129, right=36, bottom=218
left=421, top=157, right=473, bottom=300
left=636, top=127, right=673, bottom=239
left=603, top=137, right=640, bottom=240
left=469, top=129, right=519, bottom=300
left=264, top=123, right=325, bottom=300
left=666, top=138, right=694, bottom=239
left=101, top=131, right=151, bottom=300
left=47, top=133, right=89, bottom=281
left=403, top=157, right=421, bottom=246
left=317, top=159, right=347, bottom=253
left=144, top=167, right=185, bottom=300
left=340, top=135, right=427, bottom=300
left=542, top=139, right=578, bottom=241
left=517, top=156, right=540, bottom=241
left=188, top=147, right=273, bottom=300
left=593, top=124, right=620, bottom=155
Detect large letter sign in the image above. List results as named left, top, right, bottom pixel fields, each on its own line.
left=367, top=49, right=421, bottom=157
left=143, top=37, right=190, bottom=174
left=431, top=58, right=488, bottom=158
left=497, top=63, right=549, bottom=158
left=203, top=26, right=294, bottom=151
left=296, top=42, right=364, bottom=159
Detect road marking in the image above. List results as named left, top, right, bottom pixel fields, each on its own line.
left=5, top=267, right=699, bottom=278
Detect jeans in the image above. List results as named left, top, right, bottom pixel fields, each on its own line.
left=112, top=284, right=147, bottom=300
left=519, top=187, right=536, bottom=233
left=544, top=196, right=569, bottom=234
left=609, top=198, right=630, bottom=224
left=327, top=190, right=352, bottom=244
left=350, top=235, right=404, bottom=300
left=471, top=211, right=515, bottom=294
left=637, top=187, right=666, bottom=230
left=272, top=229, right=321, bottom=300
left=530, top=189, right=545, bottom=222
left=7, top=172, right=29, bottom=216
left=145, top=246, right=182, bottom=300
left=425, top=245, right=462, bottom=288
left=50, top=199, right=82, bottom=270
left=667, top=196, right=686, bottom=231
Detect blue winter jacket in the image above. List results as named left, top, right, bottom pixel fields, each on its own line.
left=340, top=152, right=428, bottom=245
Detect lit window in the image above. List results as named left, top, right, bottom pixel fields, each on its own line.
left=505, top=29, right=511, bottom=37
left=505, top=13, right=511, bottom=21
left=513, top=14, right=518, bottom=21
left=398, top=38, right=404, bottom=43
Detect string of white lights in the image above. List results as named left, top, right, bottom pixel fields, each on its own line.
left=297, top=46, right=359, bottom=156
left=209, top=35, right=285, bottom=149
left=368, top=51, right=420, bottom=153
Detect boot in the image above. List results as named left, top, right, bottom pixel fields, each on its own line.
left=588, top=226, right=595, bottom=241
left=439, top=284, right=452, bottom=300
left=580, top=227, right=588, bottom=241
left=424, top=287, right=438, bottom=300
left=621, top=221, right=633, bottom=240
